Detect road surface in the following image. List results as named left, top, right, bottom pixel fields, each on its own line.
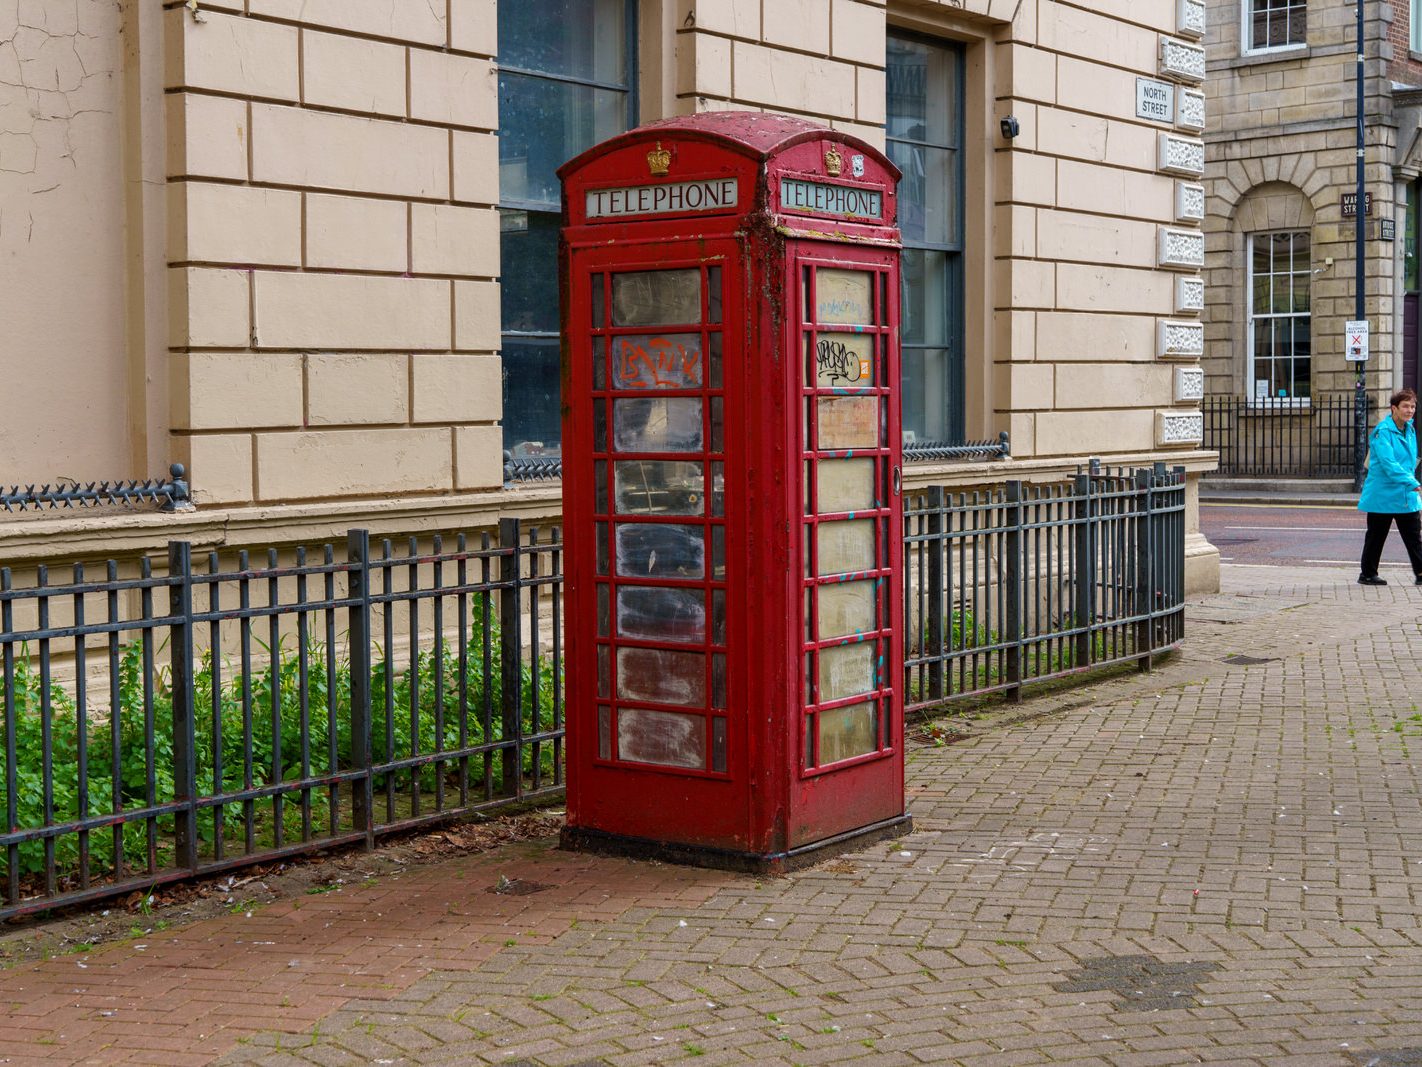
left=1201, top=501, right=1420, bottom=573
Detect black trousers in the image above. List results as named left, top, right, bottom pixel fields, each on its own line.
left=1360, top=510, right=1422, bottom=578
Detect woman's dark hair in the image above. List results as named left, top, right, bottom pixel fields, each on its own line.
left=1392, top=388, right=1418, bottom=408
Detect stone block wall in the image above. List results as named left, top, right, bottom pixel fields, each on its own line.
left=678, top=0, right=1208, bottom=458
left=674, top=0, right=887, bottom=143
left=1203, top=0, right=1399, bottom=399
left=165, top=0, right=504, bottom=506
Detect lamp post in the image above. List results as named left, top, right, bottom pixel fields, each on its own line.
left=1353, top=0, right=1368, bottom=492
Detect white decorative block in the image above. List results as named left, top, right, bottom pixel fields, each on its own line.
left=1177, top=0, right=1206, bottom=40
left=1174, top=365, right=1205, bottom=402
left=1176, top=88, right=1206, bottom=132
left=1175, top=181, right=1205, bottom=224
left=1158, top=227, right=1205, bottom=269
left=1175, top=275, right=1205, bottom=314
left=1157, top=410, right=1204, bottom=447
left=1158, top=319, right=1205, bottom=359
left=1158, top=133, right=1205, bottom=176
left=1159, top=37, right=1206, bottom=83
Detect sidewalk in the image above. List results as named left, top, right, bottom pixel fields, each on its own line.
left=4, top=563, right=1422, bottom=1066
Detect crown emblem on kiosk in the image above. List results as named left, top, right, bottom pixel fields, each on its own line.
left=824, top=146, right=843, bottom=176
left=647, top=142, right=671, bottom=176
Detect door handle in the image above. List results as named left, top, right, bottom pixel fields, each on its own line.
left=892, top=465, right=901, bottom=497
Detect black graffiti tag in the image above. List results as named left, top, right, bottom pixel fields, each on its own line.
left=816, top=337, right=866, bottom=385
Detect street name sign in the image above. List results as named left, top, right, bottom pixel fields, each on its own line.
left=1135, top=78, right=1176, bottom=123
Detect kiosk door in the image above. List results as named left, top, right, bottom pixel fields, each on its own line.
left=796, top=253, right=902, bottom=803
left=584, top=255, right=735, bottom=791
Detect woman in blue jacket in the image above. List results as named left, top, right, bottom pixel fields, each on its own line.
left=1358, top=387, right=1422, bottom=585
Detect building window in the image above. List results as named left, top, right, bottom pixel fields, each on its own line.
left=1243, top=0, right=1306, bottom=53
left=498, top=1, right=637, bottom=462
left=887, top=32, right=965, bottom=448
left=1414, top=0, right=1422, bottom=57
left=1247, top=232, right=1311, bottom=401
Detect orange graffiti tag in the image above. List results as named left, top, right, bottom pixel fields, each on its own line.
left=615, top=337, right=704, bottom=389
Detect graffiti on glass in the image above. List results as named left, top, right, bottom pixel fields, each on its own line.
left=614, top=333, right=704, bottom=390
left=815, top=336, right=872, bottom=387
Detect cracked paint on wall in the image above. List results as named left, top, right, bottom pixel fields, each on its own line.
left=1, top=0, right=132, bottom=483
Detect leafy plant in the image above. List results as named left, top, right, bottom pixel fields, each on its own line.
left=0, top=602, right=561, bottom=883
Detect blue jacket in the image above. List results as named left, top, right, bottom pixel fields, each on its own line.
left=1358, top=415, right=1421, bottom=514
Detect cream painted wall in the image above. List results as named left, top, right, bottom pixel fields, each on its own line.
left=0, top=1, right=136, bottom=484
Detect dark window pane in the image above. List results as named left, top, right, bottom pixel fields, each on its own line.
left=500, top=210, right=561, bottom=333
left=617, top=587, right=706, bottom=643
left=902, top=347, right=958, bottom=444
left=498, top=72, right=630, bottom=208
left=707, top=266, right=722, bottom=323
left=1251, top=273, right=1271, bottom=314
left=1251, top=235, right=1271, bottom=273
left=901, top=249, right=949, bottom=346
left=503, top=336, right=562, bottom=457
left=886, top=36, right=957, bottom=146
left=889, top=31, right=964, bottom=447
left=615, top=523, right=706, bottom=579
left=498, top=0, right=629, bottom=82
left=887, top=141, right=958, bottom=247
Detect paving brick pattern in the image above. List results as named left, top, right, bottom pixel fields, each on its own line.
left=4, top=564, right=1422, bottom=1065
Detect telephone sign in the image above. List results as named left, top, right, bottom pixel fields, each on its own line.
left=558, top=113, right=909, bottom=871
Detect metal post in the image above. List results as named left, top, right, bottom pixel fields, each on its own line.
left=168, top=542, right=198, bottom=871
left=925, top=485, right=945, bottom=702
left=346, top=530, right=374, bottom=847
left=1004, top=481, right=1023, bottom=702
left=499, top=517, right=523, bottom=797
left=1072, top=473, right=1094, bottom=669
left=1354, top=0, right=1368, bottom=492
left=1133, top=469, right=1153, bottom=672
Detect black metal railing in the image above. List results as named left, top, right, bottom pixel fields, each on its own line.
left=1, top=464, right=194, bottom=513
left=0, top=520, right=560, bottom=919
left=903, top=463, right=1186, bottom=712
left=1202, top=394, right=1361, bottom=478
left=2, top=466, right=1188, bottom=918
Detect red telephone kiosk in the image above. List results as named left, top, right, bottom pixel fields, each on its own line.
left=558, top=112, right=908, bottom=870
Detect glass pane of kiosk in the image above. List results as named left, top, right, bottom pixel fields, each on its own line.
left=802, top=264, right=892, bottom=771
left=592, top=263, right=727, bottom=774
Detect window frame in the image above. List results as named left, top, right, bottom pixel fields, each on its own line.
left=1413, top=0, right=1422, bottom=55
left=885, top=28, right=966, bottom=450
left=497, top=1, right=640, bottom=461
left=1240, top=0, right=1307, bottom=56
left=1245, top=230, right=1313, bottom=407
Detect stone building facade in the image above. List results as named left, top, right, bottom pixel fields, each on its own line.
left=1202, top=0, right=1422, bottom=413
left=1, top=0, right=1219, bottom=591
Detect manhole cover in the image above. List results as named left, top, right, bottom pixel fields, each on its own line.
left=1222, top=654, right=1277, bottom=665
left=1055, top=953, right=1220, bottom=1011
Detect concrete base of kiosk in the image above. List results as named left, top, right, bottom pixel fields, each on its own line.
left=561, top=814, right=913, bottom=875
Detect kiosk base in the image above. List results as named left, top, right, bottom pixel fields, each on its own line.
left=561, top=814, right=913, bottom=875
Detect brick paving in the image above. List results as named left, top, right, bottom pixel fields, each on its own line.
left=5, top=563, right=1422, bottom=1065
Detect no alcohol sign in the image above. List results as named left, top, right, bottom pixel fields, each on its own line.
left=1345, top=320, right=1370, bottom=362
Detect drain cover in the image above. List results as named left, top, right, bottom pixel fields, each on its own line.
left=488, top=876, right=552, bottom=896
left=1055, top=954, right=1220, bottom=1011
left=1222, top=653, right=1276, bottom=665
